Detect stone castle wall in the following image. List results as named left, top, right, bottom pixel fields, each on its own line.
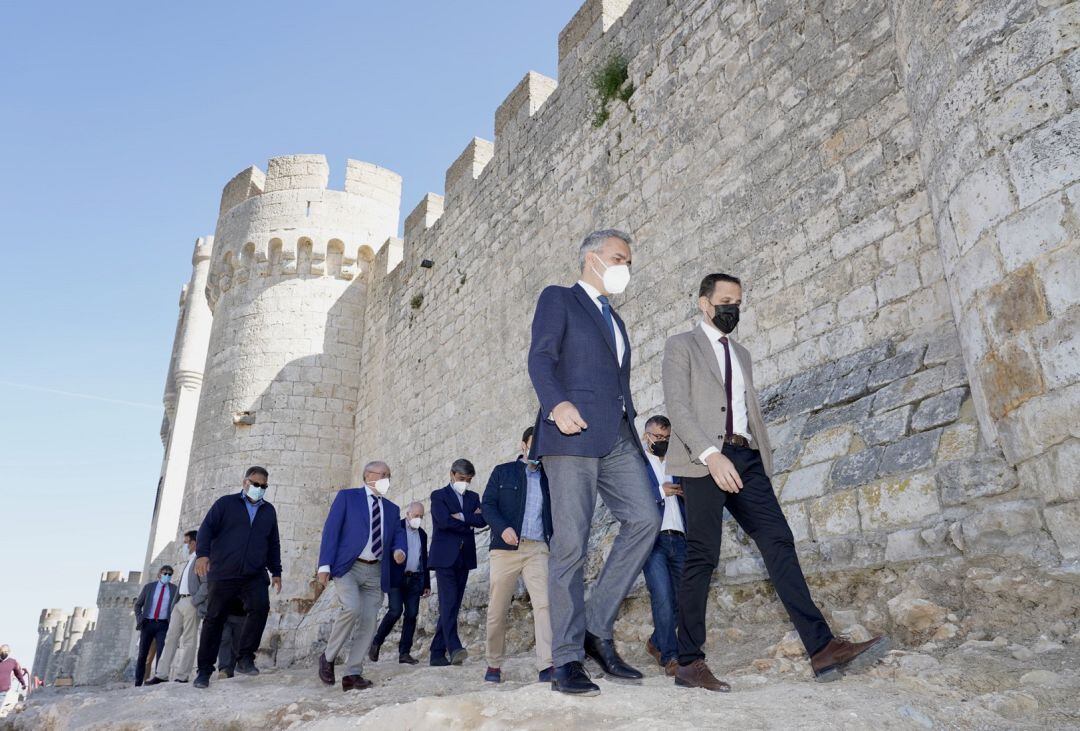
left=37, top=0, right=1080, bottom=676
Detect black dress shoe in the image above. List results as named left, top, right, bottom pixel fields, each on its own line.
left=551, top=661, right=600, bottom=696
left=584, top=631, right=643, bottom=682
left=429, top=654, right=450, bottom=667
left=318, top=652, right=335, bottom=685
left=399, top=654, right=419, bottom=665
left=368, top=642, right=381, bottom=663
left=144, top=677, right=165, bottom=686
left=219, top=668, right=234, bottom=679
left=235, top=659, right=259, bottom=676
left=193, top=673, right=210, bottom=689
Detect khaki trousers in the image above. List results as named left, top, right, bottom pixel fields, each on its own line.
left=154, top=596, right=199, bottom=681
left=485, top=539, right=552, bottom=669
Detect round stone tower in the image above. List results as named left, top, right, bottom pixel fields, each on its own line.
left=179, top=155, right=401, bottom=620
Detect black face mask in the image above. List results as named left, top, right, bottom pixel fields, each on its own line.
left=650, top=439, right=669, bottom=457
left=710, top=304, right=740, bottom=334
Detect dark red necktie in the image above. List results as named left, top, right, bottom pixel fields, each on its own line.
left=720, top=336, right=733, bottom=440
left=152, top=586, right=166, bottom=620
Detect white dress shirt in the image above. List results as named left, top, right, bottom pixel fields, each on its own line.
left=646, top=451, right=685, bottom=533
left=318, top=485, right=382, bottom=574
left=178, top=553, right=195, bottom=595
left=577, top=280, right=626, bottom=365
left=698, top=319, right=752, bottom=463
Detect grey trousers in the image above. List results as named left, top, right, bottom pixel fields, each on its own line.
left=544, top=417, right=661, bottom=666
left=323, top=560, right=383, bottom=676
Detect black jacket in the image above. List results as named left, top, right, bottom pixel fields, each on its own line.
left=196, top=492, right=282, bottom=581
left=482, top=460, right=553, bottom=551
left=390, top=519, right=431, bottom=592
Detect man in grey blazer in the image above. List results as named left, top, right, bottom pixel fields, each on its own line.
left=146, top=530, right=206, bottom=684
left=662, top=272, right=890, bottom=692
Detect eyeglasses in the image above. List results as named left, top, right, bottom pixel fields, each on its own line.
left=161, top=574, right=173, bottom=578
left=645, top=433, right=669, bottom=442
left=249, top=481, right=268, bottom=489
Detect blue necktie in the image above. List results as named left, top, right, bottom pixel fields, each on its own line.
left=597, top=295, right=617, bottom=356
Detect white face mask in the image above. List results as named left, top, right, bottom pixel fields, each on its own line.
left=372, top=477, right=391, bottom=495
left=408, top=517, right=422, bottom=530
left=451, top=481, right=469, bottom=494
left=591, top=254, right=631, bottom=295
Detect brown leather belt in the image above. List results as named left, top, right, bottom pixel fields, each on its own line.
left=722, top=434, right=750, bottom=448
left=356, top=557, right=379, bottom=565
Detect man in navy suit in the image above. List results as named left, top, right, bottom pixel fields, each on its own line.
left=315, top=460, right=407, bottom=691
left=638, top=415, right=686, bottom=677
left=528, top=229, right=661, bottom=696
left=368, top=501, right=431, bottom=665
left=428, top=458, right=487, bottom=666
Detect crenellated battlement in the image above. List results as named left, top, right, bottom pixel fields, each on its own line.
left=206, top=155, right=402, bottom=309
left=444, top=138, right=494, bottom=205
left=495, top=71, right=557, bottom=151
left=404, top=193, right=444, bottom=243
left=557, top=0, right=631, bottom=78
left=99, top=570, right=141, bottom=584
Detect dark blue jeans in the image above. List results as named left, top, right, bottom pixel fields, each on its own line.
left=373, top=573, right=424, bottom=656
left=642, top=531, right=686, bottom=664
left=430, top=559, right=469, bottom=657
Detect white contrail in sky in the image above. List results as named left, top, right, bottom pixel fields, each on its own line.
left=0, top=380, right=159, bottom=409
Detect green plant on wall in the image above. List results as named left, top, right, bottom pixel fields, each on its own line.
left=592, top=54, right=634, bottom=127
left=410, top=293, right=424, bottom=310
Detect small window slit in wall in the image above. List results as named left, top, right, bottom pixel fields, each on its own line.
left=306, top=201, right=311, bottom=217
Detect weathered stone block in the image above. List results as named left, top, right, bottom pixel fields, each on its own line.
left=948, top=157, right=1015, bottom=254
left=868, top=348, right=924, bottom=390
left=1034, top=308, right=1080, bottom=389
left=996, top=195, right=1068, bottom=272
left=1044, top=501, right=1080, bottom=559
left=781, top=461, right=832, bottom=503
left=983, top=264, right=1050, bottom=339
left=982, top=63, right=1068, bottom=144
left=880, top=429, right=942, bottom=475
left=808, top=490, right=861, bottom=537
left=858, top=405, right=911, bottom=445
left=960, top=500, right=1046, bottom=556
left=912, top=387, right=966, bottom=431
left=802, top=397, right=874, bottom=437
left=1007, top=107, right=1080, bottom=207
left=832, top=447, right=885, bottom=487
left=937, top=422, right=980, bottom=462
left=872, top=366, right=951, bottom=413
left=979, top=342, right=1046, bottom=419
left=801, top=425, right=854, bottom=465
left=937, top=455, right=1019, bottom=506
left=859, top=473, right=940, bottom=530
left=1018, top=437, right=1080, bottom=504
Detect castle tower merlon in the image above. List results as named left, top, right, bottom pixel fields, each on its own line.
left=557, top=0, right=632, bottom=79
left=444, top=138, right=494, bottom=206
left=404, top=193, right=445, bottom=243
left=494, top=71, right=557, bottom=152
left=219, top=165, right=266, bottom=215
left=263, top=154, right=330, bottom=193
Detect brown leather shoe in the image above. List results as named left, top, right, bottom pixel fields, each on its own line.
left=318, top=653, right=335, bottom=686
left=664, top=659, right=678, bottom=677
left=674, top=659, right=730, bottom=692
left=342, top=674, right=372, bottom=691
left=810, top=635, right=892, bottom=682
left=645, top=638, right=662, bottom=667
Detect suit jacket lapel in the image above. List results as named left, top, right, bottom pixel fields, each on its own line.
left=692, top=325, right=727, bottom=389
left=572, top=283, right=618, bottom=360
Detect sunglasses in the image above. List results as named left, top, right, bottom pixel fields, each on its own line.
left=249, top=481, right=268, bottom=489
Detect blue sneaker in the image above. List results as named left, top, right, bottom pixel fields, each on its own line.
left=538, top=666, right=555, bottom=683
left=484, top=667, right=502, bottom=683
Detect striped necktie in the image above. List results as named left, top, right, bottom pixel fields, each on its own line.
left=370, top=495, right=382, bottom=559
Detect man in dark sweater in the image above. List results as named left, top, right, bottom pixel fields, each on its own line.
left=192, top=466, right=282, bottom=689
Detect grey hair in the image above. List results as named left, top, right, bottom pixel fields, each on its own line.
left=407, top=501, right=425, bottom=516
left=578, top=229, right=633, bottom=270
left=362, top=460, right=390, bottom=478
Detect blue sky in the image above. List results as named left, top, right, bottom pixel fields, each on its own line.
left=0, top=1, right=582, bottom=670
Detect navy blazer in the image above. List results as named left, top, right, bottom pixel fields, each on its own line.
left=528, top=283, right=637, bottom=458
left=428, top=485, right=486, bottom=571
left=197, top=493, right=282, bottom=582
left=317, top=488, right=407, bottom=593
left=391, top=519, right=431, bottom=592
left=481, top=460, right=553, bottom=550
left=134, top=581, right=179, bottom=628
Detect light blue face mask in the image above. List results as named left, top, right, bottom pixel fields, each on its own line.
left=247, top=486, right=266, bottom=502
left=159, top=575, right=172, bottom=584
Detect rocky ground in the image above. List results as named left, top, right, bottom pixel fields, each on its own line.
left=10, top=561, right=1080, bottom=730
left=8, top=624, right=1080, bottom=731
